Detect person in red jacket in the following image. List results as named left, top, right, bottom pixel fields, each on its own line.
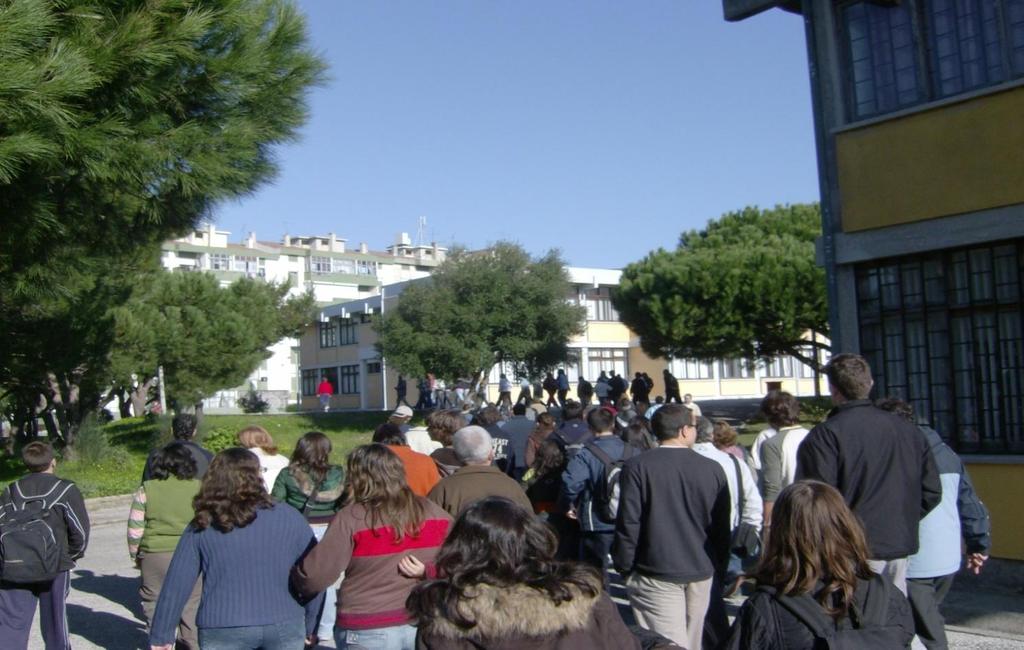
left=316, top=376, right=333, bottom=412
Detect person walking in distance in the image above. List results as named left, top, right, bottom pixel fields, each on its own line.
left=613, top=404, right=731, bottom=650
left=395, top=375, right=412, bottom=408
left=556, top=369, right=570, bottom=408
left=796, top=353, right=942, bottom=595
left=317, top=375, right=333, bottom=412
left=0, top=441, right=90, bottom=650
left=542, top=372, right=559, bottom=409
left=662, top=369, right=681, bottom=404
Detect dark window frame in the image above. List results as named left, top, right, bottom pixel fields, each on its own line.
left=339, top=364, right=359, bottom=394
left=856, top=238, right=1024, bottom=453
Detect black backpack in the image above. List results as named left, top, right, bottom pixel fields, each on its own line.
left=762, top=575, right=907, bottom=649
left=584, top=442, right=637, bottom=523
left=0, top=480, right=74, bottom=584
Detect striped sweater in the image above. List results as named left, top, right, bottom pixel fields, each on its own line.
left=292, top=497, right=452, bottom=630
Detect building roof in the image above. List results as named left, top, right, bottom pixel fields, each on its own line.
left=721, top=0, right=800, bottom=22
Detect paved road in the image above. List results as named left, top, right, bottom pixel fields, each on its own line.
left=28, top=497, right=1024, bottom=649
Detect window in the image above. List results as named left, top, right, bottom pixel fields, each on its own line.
left=232, top=255, right=265, bottom=277
left=839, top=0, right=1024, bottom=121
left=319, top=320, right=336, bottom=348
left=856, top=239, right=1024, bottom=453
left=580, top=287, right=621, bottom=322
left=670, top=358, right=713, bottom=380
left=301, top=369, right=318, bottom=396
left=586, top=348, right=627, bottom=381
left=357, top=260, right=377, bottom=275
left=585, top=298, right=620, bottom=322
left=338, top=318, right=357, bottom=345
left=209, top=253, right=230, bottom=270
left=841, top=1, right=922, bottom=119
left=766, top=357, right=794, bottom=378
left=339, top=365, right=359, bottom=394
left=310, top=256, right=332, bottom=274
left=334, top=259, right=356, bottom=275
left=367, top=362, right=382, bottom=374
left=720, top=359, right=752, bottom=379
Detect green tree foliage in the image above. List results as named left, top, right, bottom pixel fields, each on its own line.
left=375, top=243, right=586, bottom=383
left=613, top=204, right=828, bottom=371
left=0, top=0, right=324, bottom=439
left=110, top=271, right=314, bottom=411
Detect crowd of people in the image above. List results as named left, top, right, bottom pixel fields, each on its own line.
left=0, top=354, right=993, bottom=650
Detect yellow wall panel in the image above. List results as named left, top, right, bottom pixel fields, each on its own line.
left=586, top=322, right=633, bottom=343
left=836, top=86, right=1024, bottom=232
left=962, top=462, right=1024, bottom=560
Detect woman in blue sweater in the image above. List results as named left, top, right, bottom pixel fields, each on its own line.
left=149, top=448, right=318, bottom=650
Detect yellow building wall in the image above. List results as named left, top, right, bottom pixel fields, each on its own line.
left=836, top=85, right=1024, bottom=232
left=585, top=322, right=633, bottom=344
left=365, top=372, right=384, bottom=410
left=962, top=462, right=1024, bottom=561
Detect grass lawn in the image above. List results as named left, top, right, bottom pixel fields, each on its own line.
left=0, top=412, right=400, bottom=499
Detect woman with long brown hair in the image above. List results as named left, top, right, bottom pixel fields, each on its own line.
left=292, top=444, right=452, bottom=650
left=148, top=448, right=318, bottom=650
left=723, top=480, right=914, bottom=649
left=271, top=431, right=345, bottom=645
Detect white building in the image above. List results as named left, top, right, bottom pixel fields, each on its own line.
left=159, top=224, right=447, bottom=411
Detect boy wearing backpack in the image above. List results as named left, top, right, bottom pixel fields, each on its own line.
left=558, top=407, right=636, bottom=587
left=0, top=441, right=90, bottom=649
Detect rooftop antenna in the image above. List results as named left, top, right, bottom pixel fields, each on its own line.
left=417, top=215, right=427, bottom=246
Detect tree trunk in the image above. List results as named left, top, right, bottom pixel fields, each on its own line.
left=130, top=377, right=156, bottom=417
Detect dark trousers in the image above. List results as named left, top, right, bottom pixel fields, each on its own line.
left=0, top=570, right=71, bottom=650
left=703, top=568, right=731, bottom=650
left=907, top=574, right=955, bottom=650
left=580, top=531, right=614, bottom=590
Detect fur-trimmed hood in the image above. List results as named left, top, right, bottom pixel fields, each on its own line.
left=418, top=582, right=602, bottom=641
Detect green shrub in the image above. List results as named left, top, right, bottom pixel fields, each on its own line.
left=201, top=426, right=239, bottom=453
left=238, top=389, right=271, bottom=414
left=65, top=415, right=129, bottom=466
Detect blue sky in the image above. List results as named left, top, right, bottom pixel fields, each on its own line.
left=213, top=1, right=818, bottom=268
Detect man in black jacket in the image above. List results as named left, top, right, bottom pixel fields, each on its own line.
left=141, top=413, right=213, bottom=482
left=613, top=404, right=731, bottom=650
left=0, top=441, right=90, bottom=649
left=796, top=353, right=942, bottom=595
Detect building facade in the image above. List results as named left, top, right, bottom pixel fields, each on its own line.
left=298, top=267, right=828, bottom=412
left=159, top=224, right=446, bottom=410
left=725, top=0, right=1024, bottom=559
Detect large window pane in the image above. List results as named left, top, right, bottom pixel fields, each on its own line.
left=843, top=1, right=922, bottom=119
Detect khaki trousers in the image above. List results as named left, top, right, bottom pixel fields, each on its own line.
left=626, top=572, right=712, bottom=650
left=139, top=550, right=202, bottom=650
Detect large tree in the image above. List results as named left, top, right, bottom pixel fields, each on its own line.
left=613, top=204, right=828, bottom=372
left=375, top=243, right=586, bottom=384
left=0, top=0, right=324, bottom=440
left=109, top=271, right=315, bottom=413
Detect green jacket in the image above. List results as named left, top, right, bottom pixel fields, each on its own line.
left=271, top=465, right=345, bottom=521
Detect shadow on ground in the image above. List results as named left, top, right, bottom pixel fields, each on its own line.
left=72, top=570, right=145, bottom=621
left=66, top=604, right=147, bottom=649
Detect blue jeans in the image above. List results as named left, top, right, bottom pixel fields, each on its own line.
left=335, top=624, right=417, bottom=650
left=198, top=619, right=305, bottom=649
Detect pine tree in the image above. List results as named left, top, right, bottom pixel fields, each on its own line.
left=0, top=0, right=325, bottom=442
